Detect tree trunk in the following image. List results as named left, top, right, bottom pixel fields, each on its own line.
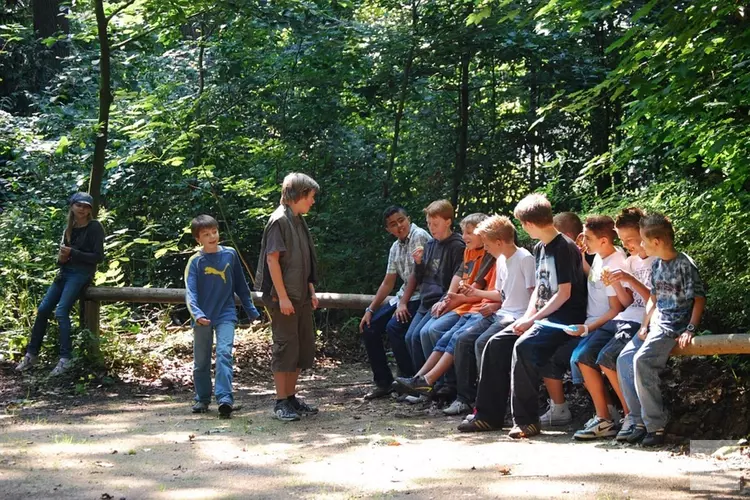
left=89, top=0, right=112, bottom=218
left=31, top=0, right=69, bottom=86
left=384, top=0, right=419, bottom=199
left=452, top=48, right=470, bottom=209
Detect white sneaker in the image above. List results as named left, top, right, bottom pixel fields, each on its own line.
left=539, top=400, right=572, bottom=427
left=461, top=413, right=476, bottom=424
left=50, top=358, right=72, bottom=377
left=15, top=353, right=38, bottom=372
left=443, top=400, right=471, bottom=416
left=573, top=417, right=617, bottom=440
left=584, top=404, right=620, bottom=428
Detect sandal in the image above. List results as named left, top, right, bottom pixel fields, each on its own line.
left=508, top=423, right=541, bottom=439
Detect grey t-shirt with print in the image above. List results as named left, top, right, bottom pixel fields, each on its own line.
left=650, top=252, right=705, bottom=336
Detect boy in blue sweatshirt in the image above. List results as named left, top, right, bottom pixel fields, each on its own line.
left=185, top=215, right=260, bottom=418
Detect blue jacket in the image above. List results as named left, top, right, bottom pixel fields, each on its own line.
left=184, top=246, right=260, bottom=324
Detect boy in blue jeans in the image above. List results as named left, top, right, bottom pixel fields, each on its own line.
left=617, top=214, right=705, bottom=446
left=185, top=215, right=260, bottom=418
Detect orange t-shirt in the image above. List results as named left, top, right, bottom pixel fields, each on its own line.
left=454, top=247, right=487, bottom=315
left=468, top=264, right=498, bottom=314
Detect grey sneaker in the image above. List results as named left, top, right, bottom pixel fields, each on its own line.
left=443, top=400, right=471, bottom=416
left=274, top=400, right=301, bottom=422
left=192, top=401, right=210, bottom=413
left=49, top=358, right=72, bottom=377
left=15, top=353, right=38, bottom=372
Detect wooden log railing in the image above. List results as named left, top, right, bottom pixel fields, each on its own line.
left=81, top=287, right=750, bottom=357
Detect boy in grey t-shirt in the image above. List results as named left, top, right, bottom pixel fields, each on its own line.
left=616, top=214, right=705, bottom=446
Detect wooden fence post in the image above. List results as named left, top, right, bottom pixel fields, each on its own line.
left=82, top=299, right=103, bottom=367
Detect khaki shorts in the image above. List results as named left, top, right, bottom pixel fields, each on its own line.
left=270, top=301, right=315, bottom=372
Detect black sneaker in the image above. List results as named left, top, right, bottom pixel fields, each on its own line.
left=274, top=400, right=301, bottom=422
left=218, top=403, right=233, bottom=419
left=364, top=385, right=393, bottom=400
left=394, top=375, right=433, bottom=396
left=290, top=396, right=319, bottom=416
left=192, top=401, right=209, bottom=414
left=641, top=429, right=665, bottom=447
left=626, top=424, right=647, bottom=444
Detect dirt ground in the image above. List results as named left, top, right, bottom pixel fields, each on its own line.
left=0, top=362, right=748, bottom=500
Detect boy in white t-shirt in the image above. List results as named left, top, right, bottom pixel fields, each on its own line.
left=454, top=215, right=536, bottom=431
left=565, top=215, right=630, bottom=439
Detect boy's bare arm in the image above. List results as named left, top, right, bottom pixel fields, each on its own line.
left=677, top=296, right=706, bottom=348
left=360, top=274, right=397, bottom=332
left=637, top=295, right=656, bottom=339
left=611, top=280, right=634, bottom=309
left=266, top=252, right=294, bottom=315
left=463, top=287, right=502, bottom=302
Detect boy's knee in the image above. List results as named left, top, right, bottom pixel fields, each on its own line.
left=54, top=305, right=72, bottom=319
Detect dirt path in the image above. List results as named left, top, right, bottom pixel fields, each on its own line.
left=0, top=364, right=747, bottom=499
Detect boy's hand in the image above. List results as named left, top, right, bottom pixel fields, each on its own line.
left=412, top=247, right=424, bottom=265
left=637, top=326, right=648, bottom=340
left=395, top=302, right=411, bottom=323
left=462, top=286, right=477, bottom=297
left=359, top=311, right=372, bottom=333
left=513, top=318, right=534, bottom=335
left=196, top=317, right=211, bottom=326
left=279, top=297, right=295, bottom=315
left=445, top=292, right=464, bottom=307
left=311, top=293, right=319, bottom=310
left=567, top=324, right=586, bottom=337
left=431, top=300, right=445, bottom=317
left=677, top=331, right=694, bottom=349
left=607, top=269, right=633, bottom=285
left=478, top=302, right=500, bottom=317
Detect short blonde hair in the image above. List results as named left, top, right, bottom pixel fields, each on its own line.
left=514, top=193, right=553, bottom=226
left=423, top=199, right=454, bottom=220
left=475, top=215, right=516, bottom=243
left=459, top=213, right=489, bottom=231
left=281, top=173, right=320, bottom=205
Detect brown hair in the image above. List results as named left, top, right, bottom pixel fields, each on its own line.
left=475, top=215, right=516, bottom=243
left=639, top=213, right=675, bottom=244
left=281, top=172, right=320, bottom=205
left=191, top=214, right=219, bottom=239
left=423, top=199, right=454, bottom=220
left=585, top=215, right=617, bottom=242
left=615, top=206, right=646, bottom=230
left=553, top=212, right=583, bottom=239
left=63, top=207, right=93, bottom=245
left=459, top=213, right=489, bottom=231
left=513, top=193, right=553, bottom=226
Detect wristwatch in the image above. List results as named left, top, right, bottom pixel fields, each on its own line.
left=686, top=323, right=696, bottom=333
left=365, top=307, right=375, bottom=314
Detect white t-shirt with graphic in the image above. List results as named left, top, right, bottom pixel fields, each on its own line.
left=494, top=247, right=536, bottom=320
left=615, top=255, right=655, bottom=324
left=586, top=250, right=628, bottom=322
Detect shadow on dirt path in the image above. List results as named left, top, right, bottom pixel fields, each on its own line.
left=0, top=362, right=747, bottom=499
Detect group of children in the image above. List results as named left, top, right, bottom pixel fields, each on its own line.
left=16, top=177, right=704, bottom=442
left=361, top=193, right=705, bottom=445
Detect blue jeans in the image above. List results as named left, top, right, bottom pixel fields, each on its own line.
left=570, top=320, right=640, bottom=384
left=438, top=313, right=487, bottom=355
left=193, top=322, right=236, bottom=405
left=617, top=327, right=676, bottom=432
left=363, top=300, right=420, bottom=387
left=422, top=311, right=461, bottom=357
left=404, top=311, right=432, bottom=370
left=28, top=267, right=92, bottom=358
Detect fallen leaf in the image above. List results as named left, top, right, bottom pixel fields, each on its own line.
left=388, top=441, right=401, bottom=446
left=498, top=466, right=512, bottom=475
left=188, top=434, right=196, bottom=441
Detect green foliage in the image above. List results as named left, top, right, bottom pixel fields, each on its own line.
left=0, top=0, right=748, bottom=365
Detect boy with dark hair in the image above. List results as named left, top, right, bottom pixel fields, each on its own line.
left=256, top=173, right=321, bottom=422
left=616, top=213, right=705, bottom=446
left=566, top=215, right=629, bottom=439
left=185, top=215, right=260, bottom=418
left=358, top=206, right=431, bottom=400
left=553, top=212, right=583, bottom=241
left=507, top=194, right=587, bottom=439
left=403, top=200, right=466, bottom=372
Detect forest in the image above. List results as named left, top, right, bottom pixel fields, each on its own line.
left=1, top=0, right=749, bottom=365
